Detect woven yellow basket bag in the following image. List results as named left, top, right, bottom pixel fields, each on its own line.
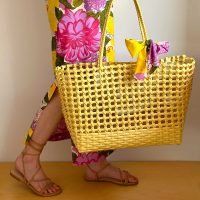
left=54, top=0, right=195, bottom=153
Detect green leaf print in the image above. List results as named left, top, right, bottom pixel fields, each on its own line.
left=56, top=55, right=65, bottom=67
left=100, top=1, right=111, bottom=31
left=110, top=11, right=113, bottom=17
left=59, top=0, right=75, bottom=9
left=105, top=35, right=111, bottom=45
left=103, top=36, right=111, bottom=57
left=26, top=134, right=31, bottom=142
left=100, top=13, right=106, bottom=31
left=87, top=11, right=100, bottom=19
left=72, top=0, right=83, bottom=8
left=55, top=7, right=63, bottom=21
left=43, top=92, right=50, bottom=105
left=149, top=66, right=158, bottom=74
left=51, top=36, right=56, bottom=51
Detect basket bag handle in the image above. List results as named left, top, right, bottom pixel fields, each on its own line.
left=98, top=0, right=170, bottom=80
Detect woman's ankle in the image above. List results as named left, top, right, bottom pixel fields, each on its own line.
left=87, top=156, right=108, bottom=170
left=19, top=145, right=41, bottom=162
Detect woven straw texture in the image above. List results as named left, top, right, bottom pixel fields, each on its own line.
left=54, top=0, right=196, bottom=152
left=54, top=55, right=195, bottom=152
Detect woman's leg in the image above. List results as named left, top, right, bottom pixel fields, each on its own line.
left=15, top=89, right=63, bottom=194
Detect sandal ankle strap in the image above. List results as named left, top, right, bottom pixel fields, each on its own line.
left=87, top=162, right=110, bottom=180
left=24, top=138, right=47, bottom=155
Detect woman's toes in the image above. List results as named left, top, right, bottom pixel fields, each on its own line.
left=48, top=186, right=55, bottom=193
left=129, top=176, right=136, bottom=183
left=43, top=189, right=48, bottom=195
left=51, top=184, right=59, bottom=192
left=47, top=188, right=54, bottom=194
left=123, top=171, right=138, bottom=184
left=51, top=187, right=57, bottom=193
left=129, top=175, right=138, bottom=184
left=52, top=184, right=61, bottom=192
left=53, top=183, right=61, bottom=190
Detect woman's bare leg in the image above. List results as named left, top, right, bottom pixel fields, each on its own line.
left=15, top=89, right=63, bottom=194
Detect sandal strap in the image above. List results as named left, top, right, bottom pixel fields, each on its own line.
left=21, top=151, right=39, bottom=156
left=27, top=166, right=42, bottom=185
left=123, top=170, right=129, bottom=184
left=22, top=138, right=46, bottom=157
left=87, top=163, right=138, bottom=184
left=118, top=168, right=124, bottom=183
left=41, top=181, right=55, bottom=194
left=22, top=162, right=58, bottom=195
left=120, top=169, right=138, bottom=184
left=21, top=138, right=47, bottom=180
left=118, top=168, right=132, bottom=184
left=86, top=164, right=98, bottom=179
left=125, top=170, right=139, bottom=184
left=87, top=162, right=110, bottom=180
left=30, top=177, right=50, bottom=183
left=27, top=138, right=46, bottom=153
left=96, top=162, right=110, bottom=178
left=26, top=166, right=51, bottom=184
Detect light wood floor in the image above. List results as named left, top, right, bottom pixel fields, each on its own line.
left=1, top=161, right=200, bottom=200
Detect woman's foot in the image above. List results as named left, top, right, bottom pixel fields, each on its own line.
left=84, top=156, right=139, bottom=185
left=14, top=140, right=62, bottom=195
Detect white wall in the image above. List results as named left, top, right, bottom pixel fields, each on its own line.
left=0, top=0, right=199, bottom=162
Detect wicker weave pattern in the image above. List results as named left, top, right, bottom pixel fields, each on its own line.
left=55, top=55, right=195, bottom=152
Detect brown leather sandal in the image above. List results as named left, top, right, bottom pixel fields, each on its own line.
left=84, top=162, right=139, bottom=186
left=10, top=138, right=62, bottom=197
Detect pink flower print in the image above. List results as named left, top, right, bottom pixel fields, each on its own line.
left=75, top=152, right=105, bottom=166
left=71, top=146, right=106, bottom=166
left=56, top=9, right=101, bottom=63
left=55, top=118, right=67, bottom=134
left=48, top=117, right=71, bottom=141
left=84, top=0, right=107, bottom=13
left=30, top=109, right=42, bottom=130
left=148, top=40, right=170, bottom=69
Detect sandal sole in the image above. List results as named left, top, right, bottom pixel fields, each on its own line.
left=10, top=168, right=62, bottom=197
left=84, top=176, right=139, bottom=186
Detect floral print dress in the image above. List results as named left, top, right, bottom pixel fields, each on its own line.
left=25, top=0, right=115, bottom=166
